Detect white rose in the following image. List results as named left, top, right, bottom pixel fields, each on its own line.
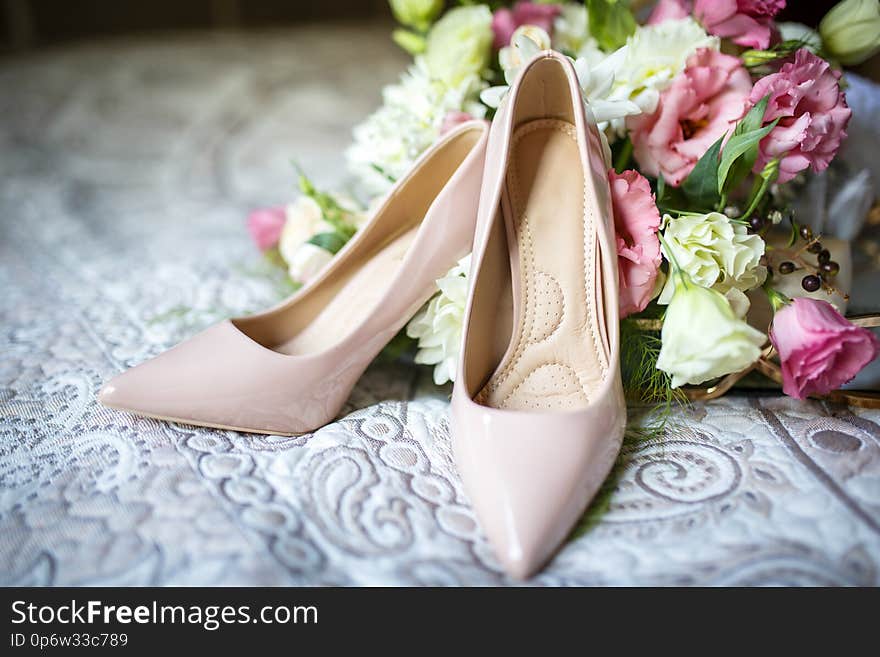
left=658, top=212, right=766, bottom=306
left=656, top=275, right=766, bottom=388
left=285, top=243, right=334, bottom=285
left=279, top=196, right=335, bottom=284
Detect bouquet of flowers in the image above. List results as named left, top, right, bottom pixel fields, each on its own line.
left=247, top=0, right=880, bottom=415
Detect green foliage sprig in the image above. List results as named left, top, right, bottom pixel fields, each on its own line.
left=742, top=38, right=820, bottom=72
left=295, top=166, right=358, bottom=255
left=620, top=316, right=688, bottom=441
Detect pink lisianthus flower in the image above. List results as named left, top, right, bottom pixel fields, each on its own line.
left=491, top=1, right=560, bottom=49
left=770, top=297, right=879, bottom=399
left=697, top=0, right=784, bottom=49
left=749, top=48, right=851, bottom=183
left=648, top=0, right=784, bottom=49
left=629, top=48, right=752, bottom=187
left=608, top=169, right=662, bottom=318
left=247, top=206, right=287, bottom=252
left=440, top=111, right=474, bottom=135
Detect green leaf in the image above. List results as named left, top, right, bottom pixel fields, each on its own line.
left=680, top=135, right=724, bottom=210
left=717, top=120, right=778, bottom=195
left=718, top=94, right=772, bottom=194
left=587, top=0, right=637, bottom=52
left=654, top=174, right=689, bottom=216
left=738, top=94, right=770, bottom=135
left=307, top=232, right=348, bottom=255
left=612, top=136, right=633, bottom=173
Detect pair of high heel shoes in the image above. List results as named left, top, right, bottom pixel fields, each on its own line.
left=100, top=51, right=625, bottom=578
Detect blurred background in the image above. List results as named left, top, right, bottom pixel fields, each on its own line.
left=1, top=1, right=877, bottom=78
left=0, top=1, right=390, bottom=49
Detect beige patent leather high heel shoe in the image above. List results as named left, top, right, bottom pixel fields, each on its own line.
left=100, top=121, right=489, bottom=435
left=451, top=52, right=625, bottom=579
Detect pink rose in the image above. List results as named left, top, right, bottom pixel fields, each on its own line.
left=770, top=298, right=879, bottom=399
left=647, top=0, right=784, bottom=49
left=609, top=169, right=662, bottom=318
left=629, top=48, right=752, bottom=187
left=491, top=2, right=561, bottom=49
left=440, top=111, right=474, bottom=135
left=749, top=48, right=851, bottom=183
left=247, top=206, right=286, bottom=252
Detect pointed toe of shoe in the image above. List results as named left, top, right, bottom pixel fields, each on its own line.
left=96, top=321, right=346, bottom=434
left=97, top=380, right=116, bottom=407
left=490, top=525, right=558, bottom=581
left=98, top=364, right=174, bottom=419
left=97, top=372, right=139, bottom=411
left=96, top=328, right=230, bottom=424
left=451, top=393, right=625, bottom=579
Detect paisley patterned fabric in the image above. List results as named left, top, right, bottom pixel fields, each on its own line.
left=2, top=26, right=880, bottom=586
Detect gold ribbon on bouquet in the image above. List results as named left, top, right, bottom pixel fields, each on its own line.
left=632, top=314, right=880, bottom=409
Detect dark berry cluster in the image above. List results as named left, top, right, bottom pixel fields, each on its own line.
left=766, top=223, right=842, bottom=293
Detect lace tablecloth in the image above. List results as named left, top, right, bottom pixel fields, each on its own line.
left=2, top=25, right=880, bottom=586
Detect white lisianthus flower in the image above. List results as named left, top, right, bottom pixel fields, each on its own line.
left=347, top=58, right=487, bottom=195
left=656, top=274, right=766, bottom=387
left=406, top=255, right=471, bottom=385
left=609, top=17, right=718, bottom=126
left=723, top=287, right=752, bottom=320
left=279, top=196, right=335, bottom=284
left=658, top=212, right=767, bottom=307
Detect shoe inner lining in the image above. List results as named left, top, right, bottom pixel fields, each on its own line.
left=476, top=119, right=606, bottom=411
left=276, top=226, right=419, bottom=355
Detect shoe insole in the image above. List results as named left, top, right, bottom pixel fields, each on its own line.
left=477, top=119, right=606, bottom=411
left=276, top=226, right=420, bottom=355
